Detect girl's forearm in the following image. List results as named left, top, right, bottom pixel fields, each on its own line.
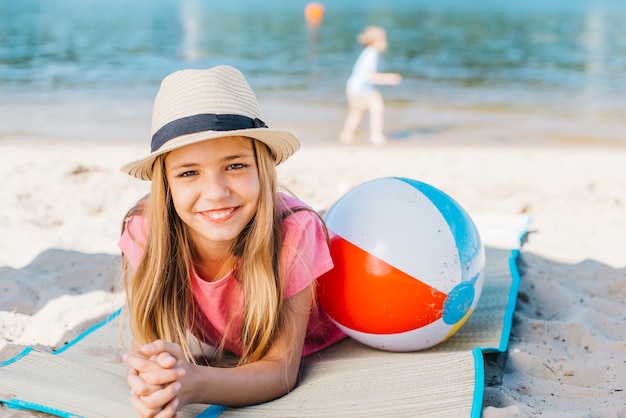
left=183, top=356, right=299, bottom=407
left=370, top=72, right=401, bottom=85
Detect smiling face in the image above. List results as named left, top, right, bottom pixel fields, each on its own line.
left=165, top=136, right=260, bottom=256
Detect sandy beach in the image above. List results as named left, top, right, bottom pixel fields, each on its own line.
left=0, top=100, right=625, bottom=417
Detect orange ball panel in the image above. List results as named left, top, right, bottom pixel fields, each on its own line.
left=318, top=235, right=447, bottom=334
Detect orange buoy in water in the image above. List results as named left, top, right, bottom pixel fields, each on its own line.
left=305, top=2, right=324, bottom=27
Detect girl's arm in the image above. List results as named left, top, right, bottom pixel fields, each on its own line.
left=124, top=284, right=314, bottom=412
left=186, top=286, right=313, bottom=406
left=370, top=72, right=402, bottom=86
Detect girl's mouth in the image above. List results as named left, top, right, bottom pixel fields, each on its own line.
left=200, top=207, right=238, bottom=222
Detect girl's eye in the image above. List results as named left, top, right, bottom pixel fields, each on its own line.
left=179, top=170, right=197, bottom=177
left=226, top=163, right=246, bottom=170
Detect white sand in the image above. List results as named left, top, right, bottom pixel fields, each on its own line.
left=0, top=103, right=625, bottom=416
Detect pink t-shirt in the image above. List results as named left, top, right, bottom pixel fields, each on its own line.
left=118, top=193, right=346, bottom=357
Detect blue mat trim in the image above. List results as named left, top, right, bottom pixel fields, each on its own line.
left=52, top=307, right=122, bottom=355
left=479, top=248, right=522, bottom=353
left=197, top=404, right=228, bottom=417
left=499, top=249, right=522, bottom=352
left=480, top=215, right=529, bottom=353
left=1, top=307, right=123, bottom=367
left=0, top=346, right=33, bottom=367
left=0, top=309, right=126, bottom=417
left=2, top=398, right=82, bottom=418
left=471, top=347, right=485, bottom=418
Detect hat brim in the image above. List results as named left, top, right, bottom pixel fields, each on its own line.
left=121, top=128, right=300, bottom=180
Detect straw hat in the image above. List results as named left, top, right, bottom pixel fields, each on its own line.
left=121, top=66, right=300, bottom=180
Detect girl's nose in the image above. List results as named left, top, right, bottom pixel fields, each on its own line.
left=201, top=173, right=229, bottom=201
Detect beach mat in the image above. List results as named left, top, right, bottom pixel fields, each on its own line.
left=0, top=214, right=529, bottom=418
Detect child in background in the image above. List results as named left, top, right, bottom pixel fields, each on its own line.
left=119, top=65, right=346, bottom=417
left=340, top=26, right=402, bottom=145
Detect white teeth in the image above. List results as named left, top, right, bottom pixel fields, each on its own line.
left=205, top=208, right=234, bottom=220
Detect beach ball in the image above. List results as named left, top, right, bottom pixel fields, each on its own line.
left=318, top=177, right=485, bottom=352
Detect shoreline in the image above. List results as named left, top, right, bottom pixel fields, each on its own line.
left=1, top=94, right=624, bottom=148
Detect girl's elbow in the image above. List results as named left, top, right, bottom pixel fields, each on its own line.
left=277, top=360, right=301, bottom=397
left=285, top=371, right=299, bottom=394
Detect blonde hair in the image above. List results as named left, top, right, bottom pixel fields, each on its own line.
left=122, top=138, right=301, bottom=365
left=358, top=26, right=387, bottom=46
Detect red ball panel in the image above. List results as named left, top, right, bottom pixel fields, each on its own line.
left=318, top=235, right=447, bottom=334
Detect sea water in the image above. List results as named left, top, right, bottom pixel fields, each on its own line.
left=1, top=0, right=625, bottom=140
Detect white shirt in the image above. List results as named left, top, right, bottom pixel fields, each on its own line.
left=346, top=46, right=379, bottom=95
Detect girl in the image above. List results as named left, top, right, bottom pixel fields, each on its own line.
left=118, top=66, right=346, bottom=417
left=340, top=26, right=402, bottom=145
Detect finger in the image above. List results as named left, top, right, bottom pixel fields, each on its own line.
left=123, top=352, right=158, bottom=372
left=140, top=340, right=184, bottom=360
left=125, top=352, right=184, bottom=387
left=156, top=351, right=177, bottom=369
left=138, top=366, right=184, bottom=387
left=153, top=396, right=180, bottom=418
left=127, top=366, right=163, bottom=397
left=138, top=381, right=181, bottom=411
left=125, top=352, right=174, bottom=374
left=130, top=390, right=163, bottom=418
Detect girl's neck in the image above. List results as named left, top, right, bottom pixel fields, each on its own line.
left=194, top=253, right=236, bottom=282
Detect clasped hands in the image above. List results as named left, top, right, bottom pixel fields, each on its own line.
left=123, top=340, right=189, bottom=418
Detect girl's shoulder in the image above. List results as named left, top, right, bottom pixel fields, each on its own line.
left=278, top=193, right=328, bottom=245
left=279, top=193, right=321, bottom=225
left=279, top=192, right=309, bottom=210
